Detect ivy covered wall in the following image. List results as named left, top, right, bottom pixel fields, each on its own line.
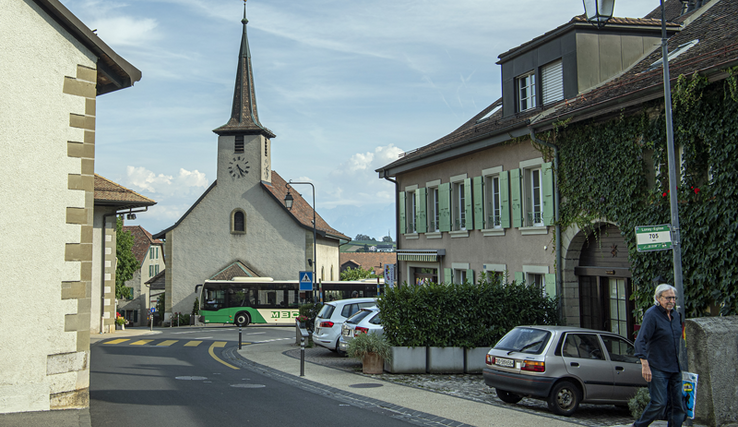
left=550, top=68, right=738, bottom=318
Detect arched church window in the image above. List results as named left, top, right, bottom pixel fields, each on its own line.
left=231, top=209, right=246, bottom=234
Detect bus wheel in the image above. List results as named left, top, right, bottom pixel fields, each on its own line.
left=234, top=312, right=250, bottom=327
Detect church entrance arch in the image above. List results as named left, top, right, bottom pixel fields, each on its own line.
left=570, top=223, right=635, bottom=339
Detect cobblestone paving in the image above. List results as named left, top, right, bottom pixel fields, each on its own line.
left=284, top=346, right=636, bottom=427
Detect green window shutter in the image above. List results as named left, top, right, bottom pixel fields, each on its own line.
left=439, top=183, right=451, bottom=232
left=473, top=176, right=484, bottom=230
left=500, top=171, right=511, bottom=228
left=399, top=191, right=406, bottom=235
left=464, top=178, right=473, bottom=230
left=542, top=162, right=555, bottom=226
left=444, top=268, right=453, bottom=284
left=514, top=271, right=524, bottom=285
left=466, top=269, right=475, bottom=285
left=510, top=169, right=522, bottom=228
left=545, top=273, right=557, bottom=297
left=416, top=189, right=427, bottom=234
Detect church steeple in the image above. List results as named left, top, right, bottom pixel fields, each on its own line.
left=214, top=2, right=275, bottom=138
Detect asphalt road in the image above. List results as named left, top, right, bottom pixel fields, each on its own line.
left=90, top=327, right=418, bottom=427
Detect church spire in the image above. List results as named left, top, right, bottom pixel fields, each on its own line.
left=214, top=1, right=275, bottom=138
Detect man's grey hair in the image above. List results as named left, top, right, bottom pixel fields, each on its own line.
left=654, top=283, right=677, bottom=304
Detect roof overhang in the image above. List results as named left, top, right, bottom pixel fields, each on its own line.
left=377, top=123, right=531, bottom=179
left=33, top=0, right=142, bottom=94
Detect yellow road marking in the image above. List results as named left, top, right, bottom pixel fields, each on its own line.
left=184, top=341, right=202, bottom=347
left=104, top=339, right=130, bottom=345
left=208, top=341, right=238, bottom=370
left=130, top=340, right=153, bottom=346
left=157, top=340, right=178, bottom=346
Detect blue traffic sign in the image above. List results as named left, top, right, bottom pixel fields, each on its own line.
left=299, top=271, right=313, bottom=291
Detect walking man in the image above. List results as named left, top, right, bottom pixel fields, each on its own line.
left=633, top=283, right=686, bottom=427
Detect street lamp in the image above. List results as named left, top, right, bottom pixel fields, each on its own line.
left=284, top=180, right=318, bottom=302
left=583, top=0, right=615, bottom=28
left=583, top=0, right=685, bottom=319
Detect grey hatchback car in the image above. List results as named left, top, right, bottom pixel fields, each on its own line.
left=483, top=325, right=646, bottom=416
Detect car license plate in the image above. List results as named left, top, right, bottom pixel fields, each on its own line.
left=495, top=357, right=514, bottom=368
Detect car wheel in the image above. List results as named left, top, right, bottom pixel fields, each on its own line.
left=547, top=380, right=581, bottom=416
left=234, top=312, right=250, bottom=327
left=496, top=389, right=523, bottom=404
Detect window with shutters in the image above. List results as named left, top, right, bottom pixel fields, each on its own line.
left=511, top=159, right=554, bottom=233
left=541, top=59, right=563, bottom=105
left=426, top=180, right=441, bottom=234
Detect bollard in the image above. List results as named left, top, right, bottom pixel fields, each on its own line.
left=239, top=328, right=242, bottom=350
left=300, top=336, right=305, bottom=377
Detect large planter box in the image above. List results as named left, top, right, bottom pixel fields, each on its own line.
left=428, top=347, right=464, bottom=373
left=384, top=346, right=426, bottom=373
left=465, top=347, right=490, bottom=374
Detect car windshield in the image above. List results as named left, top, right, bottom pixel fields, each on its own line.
left=494, top=328, right=551, bottom=355
left=346, top=309, right=373, bottom=324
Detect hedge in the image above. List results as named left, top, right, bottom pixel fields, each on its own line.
left=377, top=276, right=559, bottom=348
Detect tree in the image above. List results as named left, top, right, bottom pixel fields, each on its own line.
left=382, top=236, right=393, bottom=242
left=341, top=266, right=379, bottom=281
left=354, top=233, right=373, bottom=241
left=115, top=216, right=136, bottom=300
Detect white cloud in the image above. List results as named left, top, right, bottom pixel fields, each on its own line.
left=91, top=16, right=159, bottom=47
left=126, top=166, right=209, bottom=195
left=126, top=166, right=172, bottom=193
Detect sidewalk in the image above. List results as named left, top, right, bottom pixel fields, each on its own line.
left=236, top=337, right=579, bottom=427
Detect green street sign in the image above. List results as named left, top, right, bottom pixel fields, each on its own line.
left=635, top=225, right=672, bottom=252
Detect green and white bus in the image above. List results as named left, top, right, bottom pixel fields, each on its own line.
left=196, top=277, right=382, bottom=327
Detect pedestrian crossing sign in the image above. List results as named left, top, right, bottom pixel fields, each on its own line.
left=299, top=271, right=313, bottom=291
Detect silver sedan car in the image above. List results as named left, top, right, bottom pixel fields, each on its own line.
left=483, top=325, right=646, bottom=416
left=337, top=306, right=382, bottom=354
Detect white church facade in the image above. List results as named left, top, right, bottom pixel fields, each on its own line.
left=153, top=8, right=347, bottom=320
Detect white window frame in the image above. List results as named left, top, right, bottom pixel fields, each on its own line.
left=450, top=174, right=468, bottom=233
left=519, top=158, right=545, bottom=229
left=483, top=263, right=507, bottom=284
left=523, top=265, right=549, bottom=296
left=483, top=166, right=503, bottom=230
left=452, top=262, right=470, bottom=285
left=517, top=71, right=536, bottom=112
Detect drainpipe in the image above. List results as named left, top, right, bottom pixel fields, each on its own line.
left=100, top=207, right=149, bottom=333
left=528, top=129, right=563, bottom=322
left=383, top=176, right=399, bottom=285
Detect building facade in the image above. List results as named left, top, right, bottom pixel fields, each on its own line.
left=119, top=225, right=165, bottom=326
left=378, top=0, right=732, bottom=338
left=0, top=0, right=140, bottom=414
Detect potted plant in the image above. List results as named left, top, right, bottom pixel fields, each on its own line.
left=346, top=332, right=391, bottom=374
left=115, top=314, right=125, bottom=330
left=296, top=315, right=309, bottom=328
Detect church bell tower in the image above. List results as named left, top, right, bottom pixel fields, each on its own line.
left=213, top=3, right=275, bottom=187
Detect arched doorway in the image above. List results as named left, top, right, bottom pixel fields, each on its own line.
left=574, top=224, right=635, bottom=339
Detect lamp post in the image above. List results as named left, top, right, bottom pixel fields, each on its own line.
left=284, top=180, right=318, bottom=302
left=583, top=0, right=685, bottom=320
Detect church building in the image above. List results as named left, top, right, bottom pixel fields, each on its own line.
left=153, top=8, right=348, bottom=320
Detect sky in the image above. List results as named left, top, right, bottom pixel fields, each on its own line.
left=61, top=0, right=660, bottom=241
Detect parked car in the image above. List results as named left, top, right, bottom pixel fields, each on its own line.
left=312, top=297, right=377, bottom=352
left=337, top=306, right=383, bottom=354
left=483, top=325, right=646, bottom=416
